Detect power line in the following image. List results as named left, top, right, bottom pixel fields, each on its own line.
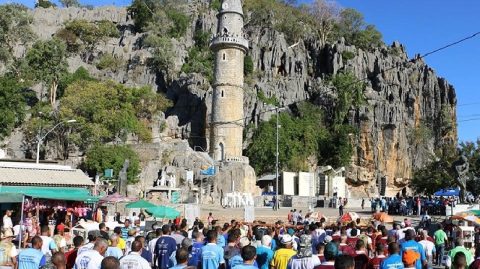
left=210, top=30, right=480, bottom=127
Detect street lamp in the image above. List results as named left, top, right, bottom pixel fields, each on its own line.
left=35, top=119, right=77, bottom=164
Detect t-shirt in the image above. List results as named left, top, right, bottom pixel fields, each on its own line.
left=418, top=240, right=435, bottom=257
left=339, top=244, right=355, bottom=256
left=155, top=236, right=177, bottom=269
left=287, top=255, right=321, bottom=269
left=40, top=236, right=57, bottom=257
left=201, top=243, right=225, bottom=269
left=74, top=249, right=104, bottom=269
left=367, top=255, right=385, bottom=269
left=118, top=237, right=126, bottom=251
left=2, top=216, right=12, bottom=230
left=270, top=248, right=296, bottom=269
left=125, top=237, right=135, bottom=254
left=316, top=261, right=334, bottom=269
left=119, top=252, right=151, bottom=269
left=18, top=248, right=46, bottom=269
left=469, top=258, right=480, bottom=269
left=354, top=253, right=369, bottom=269
left=400, top=240, right=426, bottom=269
left=379, top=254, right=404, bottom=269
left=77, top=243, right=94, bottom=256
left=229, top=255, right=245, bottom=269
left=121, top=227, right=129, bottom=240
left=450, top=246, right=473, bottom=265
left=0, top=241, right=17, bottom=267
left=190, top=241, right=204, bottom=267
left=434, top=230, right=447, bottom=245
left=233, top=264, right=258, bottom=269
left=65, top=249, right=78, bottom=269
left=217, top=235, right=226, bottom=248
left=256, top=246, right=274, bottom=269
left=106, top=247, right=123, bottom=259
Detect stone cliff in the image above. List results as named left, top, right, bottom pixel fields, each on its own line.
left=2, top=3, right=457, bottom=198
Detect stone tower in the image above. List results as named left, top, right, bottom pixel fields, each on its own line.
left=209, top=0, right=249, bottom=162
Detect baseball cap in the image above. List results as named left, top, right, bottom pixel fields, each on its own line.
left=324, top=235, right=333, bottom=243
left=281, top=234, right=293, bottom=244
left=402, top=250, right=420, bottom=265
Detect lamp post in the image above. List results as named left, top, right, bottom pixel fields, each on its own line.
left=36, top=119, right=76, bottom=164
left=275, top=107, right=280, bottom=211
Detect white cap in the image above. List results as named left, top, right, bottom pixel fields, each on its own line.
left=281, top=234, right=293, bottom=244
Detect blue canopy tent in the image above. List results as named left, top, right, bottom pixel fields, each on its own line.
left=434, top=188, right=460, bottom=197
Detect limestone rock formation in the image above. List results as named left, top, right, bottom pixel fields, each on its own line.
left=1, top=4, right=457, bottom=198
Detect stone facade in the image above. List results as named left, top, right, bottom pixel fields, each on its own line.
left=209, top=0, right=249, bottom=162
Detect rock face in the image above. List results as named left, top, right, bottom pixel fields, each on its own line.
left=2, top=4, right=457, bottom=198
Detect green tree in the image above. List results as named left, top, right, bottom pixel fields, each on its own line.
left=25, top=38, right=68, bottom=107
left=334, top=8, right=383, bottom=50
left=0, top=76, right=33, bottom=139
left=59, top=80, right=171, bottom=150
left=35, top=0, right=56, bottom=8
left=85, top=145, right=140, bottom=183
left=181, top=29, right=214, bottom=82
left=0, top=4, right=35, bottom=64
left=244, top=55, right=254, bottom=76
left=59, top=0, right=80, bottom=7
left=329, top=72, right=366, bottom=126
left=145, top=35, right=176, bottom=82
left=96, top=54, right=124, bottom=71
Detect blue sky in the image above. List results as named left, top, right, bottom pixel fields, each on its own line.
left=2, top=0, right=479, bottom=142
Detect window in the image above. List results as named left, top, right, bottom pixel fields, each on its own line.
left=221, top=91, right=224, bottom=97
left=223, top=53, right=226, bottom=60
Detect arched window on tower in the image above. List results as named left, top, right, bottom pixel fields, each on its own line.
left=221, top=90, right=224, bottom=97
left=223, top=53, right=226, bottom=60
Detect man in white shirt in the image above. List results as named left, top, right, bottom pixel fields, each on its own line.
left=148, top=228, right=162, bottom=258
left=78, top=231, right=100, bottom=255
left=75, top=238, right=108, bottom=269
left=418, top=230, right=436, bottom=268
left=120, top=240, right=151, bottom=269
left=2, top=210, right=13, bottom=231
left=39, top=225, right=57, bottom=257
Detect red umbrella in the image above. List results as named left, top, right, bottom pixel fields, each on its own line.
left=339, top=212, right=360, bottom=223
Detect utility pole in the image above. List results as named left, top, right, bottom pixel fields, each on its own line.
left=275, top=107, right=280, bottom=211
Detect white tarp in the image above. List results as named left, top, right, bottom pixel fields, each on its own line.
left=184, top=204, right=200, bottom=226
left=244, top=206, right=255, bottom=222
left=282, top=172, right=296, bottom=195
left=298, top=172, right=315, bottom=197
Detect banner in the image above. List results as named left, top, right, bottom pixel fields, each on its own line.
left=184, top=204, right=200, bottom=226
left=201, top=166, right=215, bottom=176
left=244, top=206, right=255, bottom=222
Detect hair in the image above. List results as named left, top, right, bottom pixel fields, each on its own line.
left=475, top=245, right=480, bottom=258
left=113, top=227, right=122, bottom=235
left=455, top=238, right=464, bottom=247
left=31, top=236, right=43, bottom=247
left=404, top=229, right=415, bottom=241
left=228, top=233, right=239, bottom=243
left=350, top=228, right=358, bottom=237
left=131, top=240, right=143, bottom=252
left=73, top=236, right=84, bottom=248
left=453, top=252, right=467, bottom=268
left=94, top=238, right=109, bottom=250
left=101, top=256, right=120, bottom=269
left=52, top=252, right=66, bottom=266
left=206, top=230, right=218, bottom=242
left=388, top=242, right=400, bottom=255
left=241, top=245, right=257, bottom=261
left=162, top=225, right=171, bottom=235
left=198, top=222, right=205, bottom=229
left=99, top=223, right=106, bottom=230
left=175, top=247, right=190, bottom=264
left=355, top=239, right=365, bottom=250
left=375, top=243, right=384, bottom=255
left=155, top=228, right=162, bottom=237
left=192, top=231, right=202, bottom=240
left=334, top=255, right=355, bottom=269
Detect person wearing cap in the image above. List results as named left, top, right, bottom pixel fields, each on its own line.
left=0, top=228, right=18, bottom=269
left=154, top=225, right=177, bottom=269
left=125, top=229, right=137, bottom=254
left=402, top=250, right=419, bottom=269
left=18, top=236, right=46, bottom=269
left=228, top=237, right=252, bottom=269
left=200, top=229, right=225, bottom=269
left=286, top=229, right=298, bottom=251
left=232, top=246, right=257, bottom=269
left=380, top=242, right=403, bottom=269
left=449, top=238, right=473, bottom=266
left=256, top=235, right=274, bottom=269
left=399, top=229, right=426, bottom=269
left=270, top=234, right=296, bottom=269
left=287, top=234, right=321, bottom=269
left=316, top=243, right=337, bottom=269
left=119, top=240, right=151, bottom=269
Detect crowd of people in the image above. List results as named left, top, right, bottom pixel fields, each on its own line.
left=1, top=208, right=480, bottom=269
left=369, top=196, right=464, bottom=216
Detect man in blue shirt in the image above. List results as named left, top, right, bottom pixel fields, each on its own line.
left=18, top=236, right=47, bottom=269
left=155, top=225, right=177, bottom=269
left=256, top=235, right=274, bottom=269
left=233, top=246, right=258, bottom=269
left=380, top=242, right=404, bottom=269
left=170, top=247, right=192, bottom=269
left=190, top=231, right=204, bottom=267
left=400, top=230, right=426, bottom=269
left=121, top=219, right=131, bottom=240
left=200, top=230, right=225, bottom=269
